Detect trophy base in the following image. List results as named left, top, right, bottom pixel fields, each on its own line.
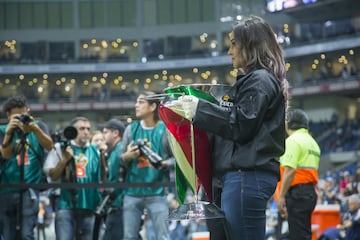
left=167, top=201, right=225, bottom=220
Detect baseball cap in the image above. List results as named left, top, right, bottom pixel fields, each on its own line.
left=103, top=119, right=125, bottom=135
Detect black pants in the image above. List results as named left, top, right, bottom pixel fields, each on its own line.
left=286, top=183, right=317, bottom=240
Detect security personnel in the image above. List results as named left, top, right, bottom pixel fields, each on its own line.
left=277, top=109, right=321, bottom=240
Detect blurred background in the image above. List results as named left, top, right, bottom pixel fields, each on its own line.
left=2, top=0, right=360, bottom=173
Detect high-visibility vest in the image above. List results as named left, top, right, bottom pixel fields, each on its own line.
left=274, top=128, right=321, bottom=201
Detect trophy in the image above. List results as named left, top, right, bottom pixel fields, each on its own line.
left=158, top=84, right=231, bottom=220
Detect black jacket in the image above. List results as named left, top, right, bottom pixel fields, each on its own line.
left=193, top=69, right=285, bottom=179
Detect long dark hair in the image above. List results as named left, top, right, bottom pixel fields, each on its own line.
left=232, top=15, right=289, bottom=108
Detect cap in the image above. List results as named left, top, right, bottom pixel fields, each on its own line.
left=103, top=119, right=125, bottom=136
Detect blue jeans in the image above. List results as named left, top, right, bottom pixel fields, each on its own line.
left=55, top=209, right=95, bottom=240
left=169, top=221, right=187, bottom=240
left=0, top=189, right=39, bottom=240
left=221, top=170, right=278, bottom=240
left=103, top=207, right=123, bottom=240
left=123, top=195, right=169, bottom=240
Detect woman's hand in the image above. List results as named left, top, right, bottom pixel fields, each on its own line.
left=178, top=95, right=199, bottom=120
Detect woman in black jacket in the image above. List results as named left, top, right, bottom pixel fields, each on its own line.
left=179, top=15, right=289, bottom=239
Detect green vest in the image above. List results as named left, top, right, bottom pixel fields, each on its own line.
left=0, top=123, right=44, bottom=192
left=106, top=141, right=123, bottom=207
left=57, top=143, right=101, bottom=210
left=125, top=121, right=169, bottom=196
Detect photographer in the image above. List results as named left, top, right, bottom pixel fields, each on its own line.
left=120, top=91, right=174, bottom=240
left=43, top=116, right=101, bottom=240
left=99, top=118, right=125, bottom=240
left=0, top=95, right=53, bottom=240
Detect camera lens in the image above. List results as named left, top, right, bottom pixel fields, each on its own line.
left=63, top=126, right=77, bottom=140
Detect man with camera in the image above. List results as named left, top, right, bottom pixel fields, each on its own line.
left=96, top=118, right=126, bottom=239
left=43, top=116, right=101, bottom=240
left=0, top=95, right=53, bottom=240
left=120, top=91, right=174, bottom=240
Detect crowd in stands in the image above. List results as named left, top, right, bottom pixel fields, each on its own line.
left=306, top=111, right=360, bottom=155
left=2, top=15, right=359, bottom=65
left=313, top=116, right=360, bottom=154
left=311, top=162, right=360, bottom=239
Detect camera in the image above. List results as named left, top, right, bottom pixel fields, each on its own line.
left=51, top=126, right=78, bottom=148
left=136, top=139, right=163, bottom=169
left=16, top=114, right=31, bottom=125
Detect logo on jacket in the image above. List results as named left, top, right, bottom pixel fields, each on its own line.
left=219, top=95, right=233, bottom=111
